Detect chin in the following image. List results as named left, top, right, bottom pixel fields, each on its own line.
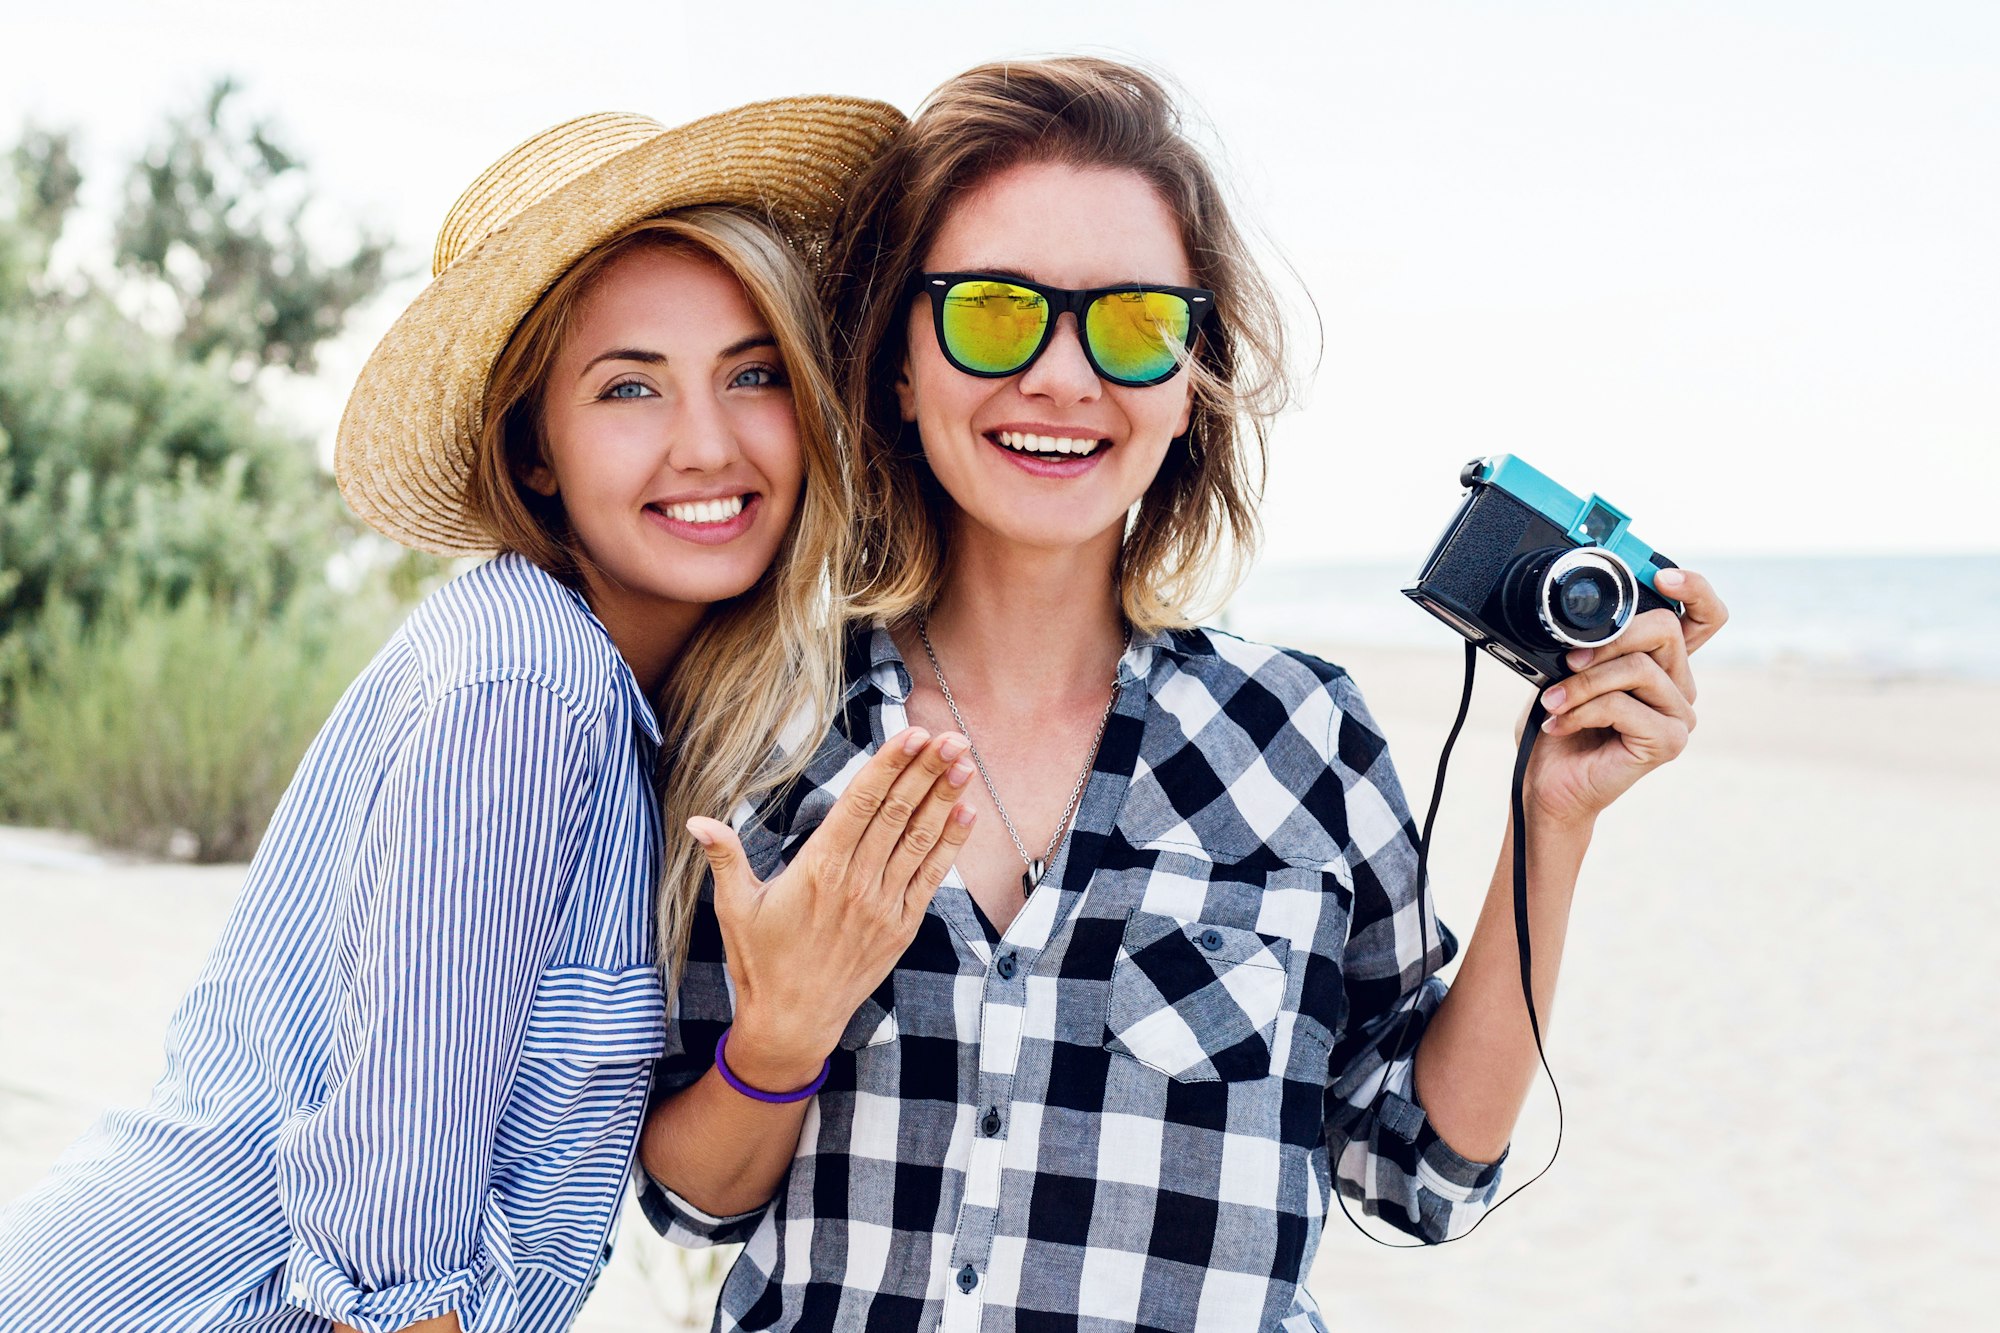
left=655, top=570, right=767, bottom=607
left=971, top=500, right=1130, bottom=552
left=599, top=551, right=764, bottom=611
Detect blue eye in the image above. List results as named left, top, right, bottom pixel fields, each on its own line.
left=732, top=365, right=786, bottom=389
left=604, top=380, right=653, bottom=400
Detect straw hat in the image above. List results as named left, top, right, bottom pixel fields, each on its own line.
left=335, top=97, right=904, bottom=555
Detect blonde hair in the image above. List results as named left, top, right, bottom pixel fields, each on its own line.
left=823, top=57, right=1293, bottom=632
left=469, top=208, right=850, bottom=975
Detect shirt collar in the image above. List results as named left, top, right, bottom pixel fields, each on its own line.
left=849, top=623, right=913, bottom=704
left=844, top=619, right=1206, bottom=707
left=529, top=562, right=663, bottom=747
left=620, top=663, right=664, bottom=746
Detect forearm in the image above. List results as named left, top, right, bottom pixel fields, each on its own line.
left=333, top=1319, right=462, bottom=1333
left=645, top=726, right=972, bottom=1219
left=1414, top=811, right=1592, bottom=1162
left=639, top=1020, right=822, bottom=1218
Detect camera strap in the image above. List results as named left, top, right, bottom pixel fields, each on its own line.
left=1334, top=640, right=1564, bottom=1246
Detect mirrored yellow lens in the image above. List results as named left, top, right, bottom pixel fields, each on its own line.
left=1085, top=290, right=1191, bottom=383
left=940, top=281, right=1049, bottom=374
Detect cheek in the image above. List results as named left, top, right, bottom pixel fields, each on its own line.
left=910, top=360, right=989, bottom=449
left=742, top=397, right=806, bottom=495
left=543, top=414, right=647, bottom=500
left=902, top=319, right=978, bottom=427
left=1133, top=379, right=1194, bottom=441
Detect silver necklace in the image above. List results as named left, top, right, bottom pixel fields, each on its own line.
left=915, top=616, right=1125, bottom=896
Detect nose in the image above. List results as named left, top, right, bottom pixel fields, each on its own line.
left=662, top=389, right=741, bottom=475
left=1015, top=312, right=1100, bottom=405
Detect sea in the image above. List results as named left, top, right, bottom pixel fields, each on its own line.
left=1220, top=554, right=2000, bottom=682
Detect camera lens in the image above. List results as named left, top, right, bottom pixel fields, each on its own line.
left=1497, top=547, right=1638, bottom=651
left=1552, top=568, right=1615, bottom=636
left=1540, top=550, right=1635, bottom=648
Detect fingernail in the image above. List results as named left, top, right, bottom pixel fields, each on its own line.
left=1540, top=717, right=1558, bottom=733
left=686, top=822, right=714, bottom=847
left=954, top=805, right=976, bottom=826
left=1542, top=686, right=1566, bottom=710
left=948, top=761, right=974, bottom=787
left=939, top=737, right=968, bottom=763
left=1566, top=648, right=1593, bottom=670
left=903, top=729, right=929, bottom=755
left=1656, top=569, right=1685, bottom=590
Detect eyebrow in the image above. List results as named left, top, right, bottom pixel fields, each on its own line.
left=958, top=265, right=1039, bottom=284
left=580, top=347, right=665, bottom=375
left=948, top=267, right=1171, bottom=289
left=720, top=333, right=778, bottom=358
left=579, top=333, right=777, bottom=378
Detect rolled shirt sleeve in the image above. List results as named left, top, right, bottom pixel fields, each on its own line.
left=275, top=678, right=597, bottom=1332
left=1317, top=673, right=1505, bottom=1243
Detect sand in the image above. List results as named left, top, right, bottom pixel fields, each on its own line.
left=3, top=647, right=1995, bottom=1331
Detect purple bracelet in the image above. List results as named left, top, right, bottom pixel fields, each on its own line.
left=714, top=1028, right=829, bottom=1104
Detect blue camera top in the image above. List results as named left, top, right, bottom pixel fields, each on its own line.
left=1463, top=455, right=1679, bottom=599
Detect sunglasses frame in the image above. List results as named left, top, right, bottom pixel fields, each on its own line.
left=908, top=271, right=1216, bottom=388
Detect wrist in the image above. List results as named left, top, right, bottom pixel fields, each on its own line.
left=720, top=1014, right=833, bottom=1093
left=1519, top=803, right=1597, bottom=864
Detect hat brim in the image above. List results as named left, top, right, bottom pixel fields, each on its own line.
left=335, top=96, right=902, bottom=556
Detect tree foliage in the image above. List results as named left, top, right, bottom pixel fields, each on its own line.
left=1, top=84, right=395, bottom=668
left=0, top=81, right=412, bottom=853
left=114, top=78, right=392, bottom=379
left=0, top=297, right=347, bottom=672
left=8, top=125, right=81, bottom=261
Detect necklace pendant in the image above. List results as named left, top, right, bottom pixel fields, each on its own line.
left=1024, top=859, right=1046, bottom=894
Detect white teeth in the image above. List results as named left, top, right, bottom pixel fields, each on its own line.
left=658, top=495, right=746, bottom=524
left=995, top=430, right=1103, bottom=457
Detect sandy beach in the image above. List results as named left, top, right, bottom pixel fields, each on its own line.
left=3, top=646, right=1995, bottom=1331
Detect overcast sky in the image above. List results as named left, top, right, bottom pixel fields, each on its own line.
left=5, top=0, right=1994, bottom=564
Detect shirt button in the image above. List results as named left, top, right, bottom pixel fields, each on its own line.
left=957, top=1264, right=979, bottom=1293
left=981, top=1107, right=1002, bottom=1137
left=1197, top=928, right=1224, bottom=952
left=996, top=952, right=1018, bottom=980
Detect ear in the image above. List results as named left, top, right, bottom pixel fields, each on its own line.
left=521, top=457, right=558, bottom=497
left=895, top=349, right=918, bottom=424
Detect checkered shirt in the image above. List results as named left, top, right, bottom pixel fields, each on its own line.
left=641, top=624, right=1504, bottom=1331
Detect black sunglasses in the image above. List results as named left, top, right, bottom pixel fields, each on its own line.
left=908, top=272, right=1215, bottom=388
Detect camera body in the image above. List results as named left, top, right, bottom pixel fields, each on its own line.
left=1403, top=455, right=1682, bottom=686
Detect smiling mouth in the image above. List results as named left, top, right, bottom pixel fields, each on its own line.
left=989, top=430, right=1109, bottom=459
left=648, top=494, right=749, bottom=525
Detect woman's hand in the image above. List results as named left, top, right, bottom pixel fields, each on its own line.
left=686, top=728, right=975, bottom=1091
left=1523, top=567, right=1729, bottom=829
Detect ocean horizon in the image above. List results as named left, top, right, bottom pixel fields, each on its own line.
left=1221, top=553, right=2000, bottom=683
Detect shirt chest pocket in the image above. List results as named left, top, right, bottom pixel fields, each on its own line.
left=1103, top=910, right=1291, bottom=1083
left=521, top=963, right=668, bottom=1065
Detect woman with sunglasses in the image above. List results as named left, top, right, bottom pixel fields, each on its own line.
left=0, top=101, right=988, bottom=1333
left=638, top=59, right=1728, bottom=1330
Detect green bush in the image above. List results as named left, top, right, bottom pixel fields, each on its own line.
left=0, top=294, right=353, bottom=692
left=1, top=88, right=394, bottom=714
left=0, top=589, right=399, bottom=862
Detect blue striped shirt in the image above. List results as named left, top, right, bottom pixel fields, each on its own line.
left=0, top=554, right=666, bottom=1333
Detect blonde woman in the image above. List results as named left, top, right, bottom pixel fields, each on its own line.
left=639, top=59, right=1729, bottom=1331
left=0, top=102, right=979, bottom=1333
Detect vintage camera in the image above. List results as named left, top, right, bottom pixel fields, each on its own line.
left=1404, top=455, right=1682, bottom=686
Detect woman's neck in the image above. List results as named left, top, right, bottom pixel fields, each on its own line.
left=578, top=568, right=706, bottom=698
left=918, top=521, right=1126, bottom=705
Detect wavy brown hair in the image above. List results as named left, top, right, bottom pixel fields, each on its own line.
left=468, top=208, right=850, bottom=976
left=823, top=57, right=1293, bottom=631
